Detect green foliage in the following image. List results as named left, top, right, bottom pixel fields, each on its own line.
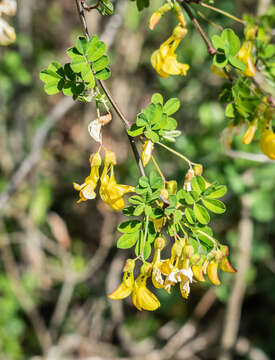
left=212, top=29, right=246, bottom=71
left=127, top=93, right=181, bottom=142
left=40, top=35, right=110, bottom=100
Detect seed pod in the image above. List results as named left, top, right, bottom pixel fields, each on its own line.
left=219, top=256, right=237, bottom=273
left=207, top=260, right=221, bottom=286
left=192, top=265, right=206, bottom=282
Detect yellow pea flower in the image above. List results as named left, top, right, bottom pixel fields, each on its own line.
left=100, top=149, right=135, bottom=210
left=142, top=140, right=154, bottom=167
left=108, top=259, right=135, bottom=300
left=151, top=25, right=189, bottom=78
left=242, top=118, right=258, bottom=145
left=132, top=263, right=160, bottom=311
left=151, top=237, right=166, bottom=289
left=210, top=64, right=229, bottom=79
left=73, top=151, right=101, bottom=203
left=238, top=41, right=256, bottom=77
left=149, top=3, right=172, bottom=30
left=260, top=122, right=275, bottom=160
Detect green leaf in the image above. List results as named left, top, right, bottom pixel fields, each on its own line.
left=127, top=124, right=145, bottom=137
left=133, top=204, right=145, bottom=216
left=163, top=117, right=177, bottom=130
left=185, top=191, right=199, bottom=205
left=145, top=205, right=152, bottom=216
left=202, top=198, right=226, bottom=214
left=221, top=29, right=240, bottom=57
left=118, top=220, right=142, bottom=233
left=144, top=129, right=159, bottom=142
left=213, top=53, right=228, bottom=68
left=123, top=206, right=136, bottom=216
left=225, top=103, right=235, bottom=118
left=229, top=56, right=247, bottom=71
left=136, top=113, right=149, bottom=127
left=97, top=0, right=114, bottom=15
left=191, top=176, right=206, bottom=194
left=117, top=232, right=139, bottom=249
left=143, top=241, right=152, bottom=260
left=163, top=98, right=180, bottom=115
left=139, top=176, right=149, bottom=187
left=185, top=208, right=196, bottom=224
left=173, top=209, right=182, bottom=223
left=193, top=203, right=210, bottom=225
left=92, top=55, right=109, bottom=72
left=149, top=172, right=163, bottom=189
left=40, top=62, right=64, bottom=95
left=67, top=47, right=95, bottom=88
left=204, top=185, right=227, bottom=199
left=151, top=93, right=163, bottom=104
left=212, top=34, right=225, bottom=50
left=95, top=68, right=111, bottom=80
left=87, top=37, right=107, bottom=62
left=128, top=195, right=143, bottom=205
left=76, top=36, right=88, bottom=54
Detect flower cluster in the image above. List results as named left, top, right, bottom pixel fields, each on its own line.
left=149, top=2, right=189, bottom=78
left=151, top=24, right=189, bottom=78
left=109, top=236, right=236, bottom=311
left=73, top=148, right=135, bottom=210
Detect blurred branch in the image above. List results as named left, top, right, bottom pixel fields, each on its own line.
left=225, top=147, right=275, bottom=163
left=219, top=195, right=253, bottom=360
left=0, top=234, right=52, bottom=353
left=0, top=97, right=75, bottom=213
left=257, top=0, right=271, bottom=16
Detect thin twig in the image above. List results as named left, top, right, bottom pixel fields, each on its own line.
left=180, top=1, right=217, bottom=55
left=225, top=147, right=275, bottom=163
left=0, top=97, right=74, bottom=213
left=219, top=195, right=253, bottom=360
left=0, top=235, right=52, bottom=353
left=74, top=0, right=145, bottom=177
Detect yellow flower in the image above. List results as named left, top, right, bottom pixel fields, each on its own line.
left=242, top=118, right=258, bottom=145
left=151, top=25, right=189, bottom=78
left=210, top=64, right=229, bottom=79
left=238, top=41, right=256, bottom=77
left=108, top=259, right=135, bottom=299
left=260, top=122, right=275, bottom=160
left=73, top=151, right=101, bottom=203
left=149, top=3, right=172, bottom=30
left=151, top=237, right=166, bottom=289
left=132, top=263, right=160, bottom=311
left=142, top=140, right=154, bottom=167
left=100, top=149, right=135, bottom=210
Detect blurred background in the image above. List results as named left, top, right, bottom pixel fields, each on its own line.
left=0, top=0, right=275, bottom=359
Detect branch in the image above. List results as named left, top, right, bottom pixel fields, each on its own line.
left=0, top=97, right=74, bottom=213
left=225, top=147, right=275, bottom=163
left=219, top=195, right=253, bottom=360
left=180, top=1, right=217, bottom=55
left=74, top=0, right=145, bottom=177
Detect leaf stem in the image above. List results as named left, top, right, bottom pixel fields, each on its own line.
left=180, top=1, right=217, bottom=55
left=156, top=141, right=193, bottom=168
left=141, top=215, right=149, bottom=259
left=151, top=155, right=166, bottom=183
left=199, top=2, right=246, bottom=25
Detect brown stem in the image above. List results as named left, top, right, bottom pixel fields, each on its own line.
left=74, top=0, right=145, bottom=177
left=180, top=1, right=217, bottom=55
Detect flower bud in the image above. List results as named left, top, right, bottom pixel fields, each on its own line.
left=193, top=164, right=203, bottom=176
left=149, top=3, right=172, bottom=30
left=140, top=262, right=152, bottom=275
left=160, top=188, right=169, bottom=199
left=171, top=242, right=183, bottom=257
left=123, top=259, right=135, bottom=272
left=190, top=253, right=201, bottom=265
left=172, top=25, right=188, bottom=40
left=173, top=2, right=186, bottom=27
left=242, top=119, right=258, bottom=145
left=104, top=148, right=117, bottom=165
left=166, top=180, right=177, bottom=195
left=89, top=151, right=102, bottom=167
left=183, top=245, right=194, bottom=259
left=238, top=41, right=256, bottom=77
left=220, top=245, right=229, bottom=257
left=142, top=140, right=154, bottom=167
left=154, top=237, right=165, bottom=250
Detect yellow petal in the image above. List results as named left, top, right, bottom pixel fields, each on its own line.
left=207, top=260, right=221, bottom=286
left=136, top=286, right=160, bottom=311
left=108, top=270, right=134, bottom=300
